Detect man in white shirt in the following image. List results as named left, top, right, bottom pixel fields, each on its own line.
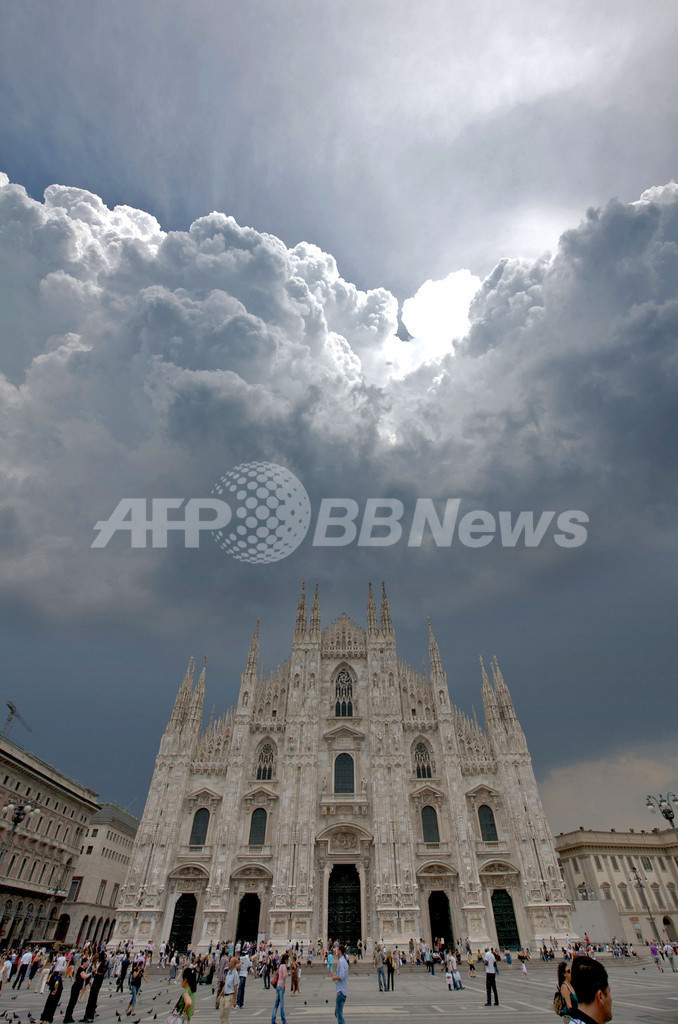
left=236, top=952, right=250, bottom=1007
left=483, top=948, right=498, bottom=1006
left=218, top=956, right=240, bottom=1024
left=331, top=945, right=349, bottom=1024
left=12, top=950, right=33, bottom=990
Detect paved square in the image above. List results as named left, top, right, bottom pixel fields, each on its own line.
left=2, top=960, right=678, bottom=1024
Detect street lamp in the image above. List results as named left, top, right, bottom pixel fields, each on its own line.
left=0, top=798, right=40, bottom=868
left=629, top=864, right=662, bottom=944
left=577, top=885, right=596, bottom=901
left=646, top=793, right=678, bottom=837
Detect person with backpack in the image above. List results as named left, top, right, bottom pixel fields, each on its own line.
left=554, top=961, right=577, bottom=1020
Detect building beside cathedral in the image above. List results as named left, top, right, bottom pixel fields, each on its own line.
left=114, top=584, right=571, bottom=952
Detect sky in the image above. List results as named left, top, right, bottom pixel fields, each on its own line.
left=0, top=0, right=677, bottom=835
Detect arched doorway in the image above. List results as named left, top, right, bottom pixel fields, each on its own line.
left=77, top=916, right=89, bottom=945
left=428, top=890, right=453, bottom=948
left=664, top=916, right=677, bottom=942
left=235, top=894, right=261, bottom=945
left=169, top=893, right=197, bottom=951
left=328, top=864, right=361, bottom=948
left=55, top=914, right=70, bottom=943
left=491, top=890, right=520, bottom=949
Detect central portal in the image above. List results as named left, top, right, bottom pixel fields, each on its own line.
left=327, top=864, right=361, bottom=948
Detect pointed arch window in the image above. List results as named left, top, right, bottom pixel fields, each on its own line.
left=334, top=753, right=354, bottom=794
left=189, top=808, right=209, bottom=846
left=478, top=804, right=498, bottom=842
left=414, top=742, right=433, bottom=779
left=248, top=808, right=267, bottom=846
left=421, top=805, right=440, bottom=844
left=256, top=743, right=275, bottom=781
left=334, top=670, right=353, bottom=717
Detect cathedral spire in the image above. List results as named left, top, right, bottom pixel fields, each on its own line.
left=295, top=581, right=307, bottom=636
left=310, top=582, right=321, bottom=636
left=427, top=617, right=442, bottom=675
left=380, top=581, right=393, bottom=635
left=491, top=655, right=516, bottom=717
left=246, top=619, right=260, bottom=675
left=171, top=657, right=195, bottom=722
left=491, top=655, right=526, bottom=750
left=480, top=655, right=499, bottom=727
left=189, top=657, right=207, bottom=723
left=367, top=581, right=378, bottom=636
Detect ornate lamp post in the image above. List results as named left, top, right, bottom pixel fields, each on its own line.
left=0, top=798, right=40, bottom=868
left=646, top=793, right=678, bottom=837
left=629, top=864, right=662, bottom=943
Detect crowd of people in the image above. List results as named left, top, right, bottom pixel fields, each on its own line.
left=2, top=929, right=676, bottom=1024
left=0, top=941, right=198, bottom=1024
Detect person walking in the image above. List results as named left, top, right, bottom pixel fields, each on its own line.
left=63, top=956, right=92, bottom=1024
left=13, top=949, right=33, bottom=990
left=236, top=951, right=250, bottom=1007
left=40, top=968, right=63, bottom=1024
left=331, top=945, right=348, bottom=1024
left=174, top=968, right=196, bottom=1024
left=217, top=957, right=239, bottom=1024
left=118, top=951, right=132, bottom=992
left=483, top=947, right=499, bottom=1006
left=271, top=953, right=288, bottom=1024
left=126, top=959, right=147, bottom=1016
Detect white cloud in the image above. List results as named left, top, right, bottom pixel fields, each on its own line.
left=399, top=269, right=481, bottom=368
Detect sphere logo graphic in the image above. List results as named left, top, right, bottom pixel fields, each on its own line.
left=211, top=462, right=311, bottom=564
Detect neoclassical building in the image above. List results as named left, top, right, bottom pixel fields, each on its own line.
left=114, top=584, right=570, bottom=952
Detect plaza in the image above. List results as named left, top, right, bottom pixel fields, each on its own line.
left=1, top=958, right=677, bottom=1024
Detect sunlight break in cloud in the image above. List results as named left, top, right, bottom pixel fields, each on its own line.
left=401, top=268, right=481, bottom=359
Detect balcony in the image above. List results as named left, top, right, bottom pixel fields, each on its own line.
left=320, top=793, right=368, bottom=817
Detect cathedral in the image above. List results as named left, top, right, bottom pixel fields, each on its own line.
left=114, top=583, right=571, bottom=952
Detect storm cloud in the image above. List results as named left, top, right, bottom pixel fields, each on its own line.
left=0, top=172, right=677, bottom=827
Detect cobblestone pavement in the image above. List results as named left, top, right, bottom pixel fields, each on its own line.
left=2, top=960, right=678, bottom=1024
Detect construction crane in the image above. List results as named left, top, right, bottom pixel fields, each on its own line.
left=2, top=702, right=32, bottom=739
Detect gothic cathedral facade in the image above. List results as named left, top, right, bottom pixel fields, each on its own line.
left=114, top=583, right=571, bottom=952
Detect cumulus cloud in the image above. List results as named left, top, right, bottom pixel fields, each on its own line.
left=2, top=171, right=678, bottom=809
left=2, top=173, right=678, bottom=625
